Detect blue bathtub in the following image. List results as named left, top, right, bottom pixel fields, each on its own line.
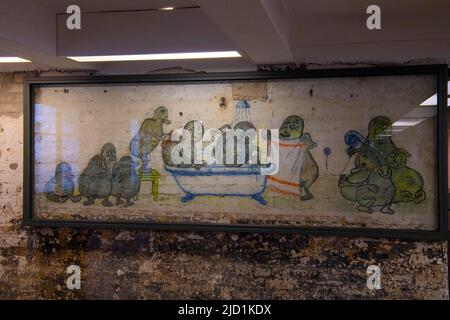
left=165, top=164, right=269, bottom=205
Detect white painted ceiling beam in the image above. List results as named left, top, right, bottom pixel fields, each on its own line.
left=282, top=0, right=450, bottom=64
left=196, top=0, right=296, bottom=65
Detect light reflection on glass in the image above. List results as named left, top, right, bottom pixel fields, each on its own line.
left=34, top=103, right=80, bottom=192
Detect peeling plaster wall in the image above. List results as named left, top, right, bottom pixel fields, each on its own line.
left=0, top=72, right=448, bottom=299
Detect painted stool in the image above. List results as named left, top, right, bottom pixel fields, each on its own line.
left=137, top=168, right=160, bottom=201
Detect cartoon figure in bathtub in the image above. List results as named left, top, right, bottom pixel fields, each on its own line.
left=268, top=115, right=319, bottom=201
left=162, top=119, right=270, bottom=205
left=162, top=120, right=207, bottom=170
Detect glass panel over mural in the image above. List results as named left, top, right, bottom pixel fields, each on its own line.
left=32, top=74, right=438, bottom=230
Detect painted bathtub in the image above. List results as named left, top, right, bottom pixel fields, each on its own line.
left=164, top=164, right=269, bottom=205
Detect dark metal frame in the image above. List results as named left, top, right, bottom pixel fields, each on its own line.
left=23, top=64, right=449, bottom=240
left=446, top=68, right=450, bottom=298
left=447, top=69, right=450, bottom=213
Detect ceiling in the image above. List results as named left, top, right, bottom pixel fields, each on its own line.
left=33, top=0, right=198, bottom=13
left=0, top=0, right=449, bottom=73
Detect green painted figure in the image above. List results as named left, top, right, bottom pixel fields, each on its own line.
left=385, top=148, right=426, bottom=203
left=269, top=115, right=319, bottom=201
left=130, top=106, right=171, bottom=173
left=340, top=116, right=426, bottom=214
left=366, top=116, right=397, bottom=159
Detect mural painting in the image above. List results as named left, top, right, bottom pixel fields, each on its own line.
left=34, top=76, right=437, bottom=230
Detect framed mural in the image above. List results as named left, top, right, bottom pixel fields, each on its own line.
left=23, top=65, right=448, bottom=239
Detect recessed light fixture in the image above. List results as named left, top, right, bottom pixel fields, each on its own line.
left=419, top=81, right=450, bottom=106
left=386, top=128, right=404, bottom=132
left=392, top=119, right=425, bottom=127
left=159, top=7, right=175, bottom=10
left=0, top=57, right=31, bottom=63
left=68, top=51, right=242, bottom=62
left=420, top=94, right=437, bottom=106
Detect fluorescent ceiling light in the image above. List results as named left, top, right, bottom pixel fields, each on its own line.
left=0, top=57, right=31, bottom=63
left=386, top=129, right=404, bottom=132
left=68, top=51, right=241, bottom=62
left=419, top=94, right=450, bottom=107
left=392, top=119, right=425, bottom=127
left=159, top=7, right=174, bottom=10
left=420, top=81, right=450, bottom=106
left=420, top=94, right=437, bottom=106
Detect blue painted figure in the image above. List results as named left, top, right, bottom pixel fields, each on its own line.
left=44, top=162, right=81, bottom=203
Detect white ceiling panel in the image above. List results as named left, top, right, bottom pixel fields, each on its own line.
left=56, top=8, right=240, bottom=57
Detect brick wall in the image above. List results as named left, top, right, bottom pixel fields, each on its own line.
left=0, top=72, right=448, bottom=299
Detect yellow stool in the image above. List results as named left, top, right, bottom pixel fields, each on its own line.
left=137, top=168, right=160, bottom=201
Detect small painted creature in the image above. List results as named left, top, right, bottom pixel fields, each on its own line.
left=340, top=135, right=395, bottom=213
left=366, top=116, right=397, bottom=159
left=339, top=156, right=395, bottom=214
left=78, top=143, right=117, bottom=206
left=281, top=115, right=319, bottom=200
left=44, top=162, right=81, bottom=203
left=340, top=116, right=426, bottom=214
left=111, top=156, right=141, bottom=207
left=385, top=148, right=426, bottom=203
left=215, top=124, right=232, bottom=164
left=161, top=120, right=205, bottom=169
left=269, top=115, right=319, bottom=200
left=130, top=106, right=171, bottom=173
left=229, top=121, right=257, bottom=165
left=355, top=164, right=395, bottom=214
left=298, top=132, right=319, bottom=200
